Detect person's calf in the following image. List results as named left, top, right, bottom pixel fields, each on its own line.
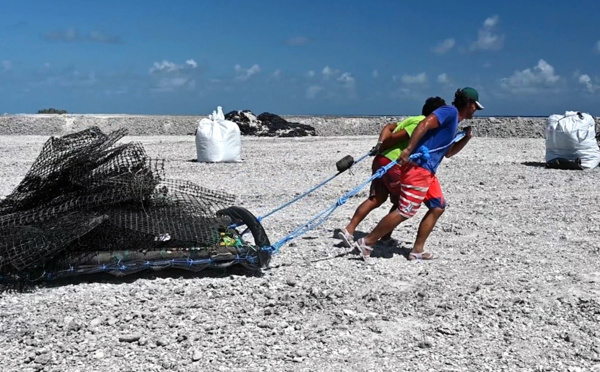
left=364, top=210, right=405, bottom=246
left=345, top=197, right=385, bottom=235
left=413, top=207, right=445, bottom=253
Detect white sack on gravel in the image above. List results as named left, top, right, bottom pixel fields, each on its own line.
left=195, top=106, right=242, bottom=162
left=545, top=111, right=600, bottom=169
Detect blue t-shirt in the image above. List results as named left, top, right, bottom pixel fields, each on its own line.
left=412, top=105, right=459, bottom=174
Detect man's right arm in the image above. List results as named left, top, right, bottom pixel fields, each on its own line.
left=377, top=123, right=397, bottom=143
left=398, top=114, right=440, bottom=164
left=380, top=129, right=409, bottom=151
left=369, top=122, right=397, bottom=155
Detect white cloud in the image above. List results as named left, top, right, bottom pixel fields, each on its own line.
left=150, top=61, right=177, bottom=73
left=471, top=15, right=504, bottom=51
left=234, top=64, right=260, bottom=81
left=2, top=61, right=11, bottom=71
left=372, top=69, right=379, bottom=79
left=337, top=72, right=356, bottom=89
left=64, top=28, right=78, bottom=41
left=437, top=73, right=450, bottom=84
left=272, top=69, right=281, bottom=79
left=337, top=73, right=354, bottom=84
left=88, top=31, right=121, bottom=44
left=484, top=16, right=499, bottom=28
left=43, top=28, right=80, bottom=42
left=147, top=59, right=198, bottom=91
left=306, top=85, right=323, bottom=99
left=104, top=87, right=128, bottom=96
left=432, top=38, right=455, bottom=54
left=401, top=72, right=427, bottom=84
left=44, top=28, right=121, bottom=44
left=501, top=59, right=560, bottom=93
left=391, top=86, right=426, bottom=101
left=149, top=59, right=197, bottom=74
left=578, top=74, right=599, bottom=93
left=322, top=66, right=339, bottom=79
left=595, top=40, right=600, bottom=53
left=306, top=66, right=357, bottom=99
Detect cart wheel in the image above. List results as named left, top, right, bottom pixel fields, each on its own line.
left=217, top=206, right=271, bottom=267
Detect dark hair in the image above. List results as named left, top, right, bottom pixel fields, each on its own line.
left=421, top=96, right=446, bottom=116
left=452, top=89, right=471, bottom=111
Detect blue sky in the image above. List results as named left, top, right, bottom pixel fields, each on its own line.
left=1, top=0, right=599, bottom=116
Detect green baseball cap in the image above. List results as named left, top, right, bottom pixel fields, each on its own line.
left=461, top=87, right=484, bottom=110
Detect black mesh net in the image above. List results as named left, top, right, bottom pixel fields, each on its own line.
left=0, top=127, right=265, bottom=287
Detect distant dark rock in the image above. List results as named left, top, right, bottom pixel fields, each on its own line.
left=224, top=110, right=315, bottom=137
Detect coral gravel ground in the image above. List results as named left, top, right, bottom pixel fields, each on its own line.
left=0, top=134, right=599, bottom=372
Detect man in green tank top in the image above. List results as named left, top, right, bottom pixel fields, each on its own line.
left=379, top=115, right=424, bottom=161
left=338, top=96, right=446, bottom=253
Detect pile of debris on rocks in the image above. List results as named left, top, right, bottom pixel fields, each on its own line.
left=225, top=110, right=316, bottom=137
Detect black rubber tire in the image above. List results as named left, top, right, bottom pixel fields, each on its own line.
left=216, top=206, right=271, bottom=267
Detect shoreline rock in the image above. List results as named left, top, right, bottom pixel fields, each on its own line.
left=0, top=114, right=598, bottom=138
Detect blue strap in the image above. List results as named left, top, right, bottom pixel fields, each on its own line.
left=255, top=151, right=371, bottom=222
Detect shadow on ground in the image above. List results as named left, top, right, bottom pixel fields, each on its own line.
left=2, top=265, right=263, bottom=293
left=521, top=161, right=547, bottom=168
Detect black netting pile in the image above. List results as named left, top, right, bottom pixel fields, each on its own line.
left=0, top=127, right=263, bottom=287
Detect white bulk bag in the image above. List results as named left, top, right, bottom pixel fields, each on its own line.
left=545, top=111, right=600, bottom=169
left=195, top=106, right=242, bottom=162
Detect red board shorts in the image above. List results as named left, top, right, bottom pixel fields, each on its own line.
left=384, top=162, right=446, bottom=218
left=369, top=155, right=392, bottom=201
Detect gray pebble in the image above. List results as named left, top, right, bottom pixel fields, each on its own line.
left=90, top=317, right=102, bottom=327
left=156, top=337, right=169, bottom=346
left=418, top=339, right=433, bottom=348
left=192, top=350, right=202, bottom=362
left=138, top=337, right=148, bottom=346
left=34, top=353, right=51, bottom=365
left=119, top=334, right=141, bottom=343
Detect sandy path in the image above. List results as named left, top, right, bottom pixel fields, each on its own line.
left=1, top=135, right=599, bottom=371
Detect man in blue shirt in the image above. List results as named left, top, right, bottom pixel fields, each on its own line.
left=355, top=87, right=483, bottom=262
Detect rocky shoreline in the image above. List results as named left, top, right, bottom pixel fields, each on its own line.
left=1, top=114, right=598, bottom=138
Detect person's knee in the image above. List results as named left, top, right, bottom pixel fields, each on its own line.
left=368, top=194, right=386, bottom=207
left=431, top=207, right=445, bottom=217
left=363, top=196, right=384, bottom=211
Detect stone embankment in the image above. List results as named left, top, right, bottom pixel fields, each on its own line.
left=0, top=114, right=598, bottom=138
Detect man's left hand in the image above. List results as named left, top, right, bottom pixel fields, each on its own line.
left=369, top=141, right=383, bottom=156
left=464, top=126, right=472, bottom=139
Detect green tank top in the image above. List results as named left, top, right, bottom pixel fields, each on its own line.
left=381, top=115, right=425, bottom=161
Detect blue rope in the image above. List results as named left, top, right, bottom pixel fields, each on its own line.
left=255, top=151, right=371, bottom=223
left=264, top=130, right=467, bottom=253
left=46, top=256, right=259, bottom=279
